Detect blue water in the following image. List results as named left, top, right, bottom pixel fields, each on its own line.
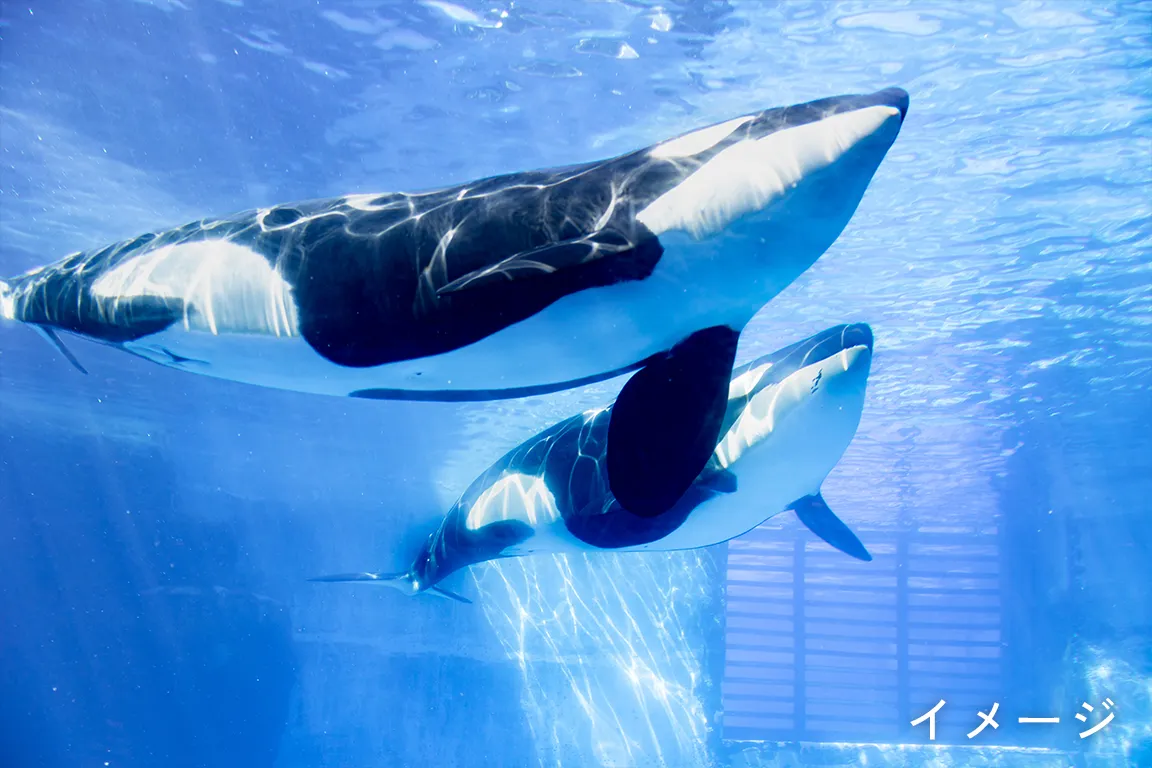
left=0, top=1, right=1149, bottom=767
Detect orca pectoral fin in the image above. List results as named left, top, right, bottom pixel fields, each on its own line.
left=608, top=326, right=741, bottom=518
left=32, top=326, right=88, bottom=374
left=429, top=586, right=474, bottom=605
left=788, top=493, right=872, bottom=562
left=436, top=228, right=663, bottom=296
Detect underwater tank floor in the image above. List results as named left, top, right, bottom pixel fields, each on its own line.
left=725, top=740, right=1120, bottom=768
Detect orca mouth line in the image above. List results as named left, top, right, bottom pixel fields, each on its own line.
left=869, top=86, right=910, bottom=122
left=832, top=322, right=873, bottom=355
left=743, top=87, right=909, bottom=144
left=786, top=322, right=873, bottom=367
left=730, top=322, right=873, bottom=392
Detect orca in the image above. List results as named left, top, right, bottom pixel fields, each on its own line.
left=309, top=323, right=877, bottom=604
left=0, top=87, right=908, bottom=517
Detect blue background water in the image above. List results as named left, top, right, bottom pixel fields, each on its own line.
left=0, top=1, right=1149, bottom=767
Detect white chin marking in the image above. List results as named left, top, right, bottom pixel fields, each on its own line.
left=637, top=105, right=901, bottom=239
left=649, top=115, right=753, bottom=160
left=715, top=344, right=871, bottom=470
left=91, top=240, right=299, bottom=337
left=728, top=361, right=773, bottom=399
left=836, top=344, right=869, bottom=373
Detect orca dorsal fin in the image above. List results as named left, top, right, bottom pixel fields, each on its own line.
left=788, top=493, right=872, bottom=562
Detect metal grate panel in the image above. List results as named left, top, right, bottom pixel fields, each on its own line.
left=722, top=526, right=1003, bottom=744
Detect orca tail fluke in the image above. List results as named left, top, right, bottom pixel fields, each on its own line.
left=306, top=571, right=410, bottom=582
left=429, top=586, right=473, bottom=605
left=307, top=570, right=474, bottom=605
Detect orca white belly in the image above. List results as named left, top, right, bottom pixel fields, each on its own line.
left=620, top=489, right=789, bottom=552
left=498, top=472, right=799, bottom=558
left=133, top=236, right=773, bottom=399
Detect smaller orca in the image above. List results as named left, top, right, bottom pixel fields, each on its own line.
left=310, top=323, right=877, bottom=604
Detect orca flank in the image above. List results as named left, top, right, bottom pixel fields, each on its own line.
left=2, top=87, right=906, bottom=398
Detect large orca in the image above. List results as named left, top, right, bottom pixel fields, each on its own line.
left=310, top=323, right=876, bottom=604
left=0, top=87, right=907, bottom=517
